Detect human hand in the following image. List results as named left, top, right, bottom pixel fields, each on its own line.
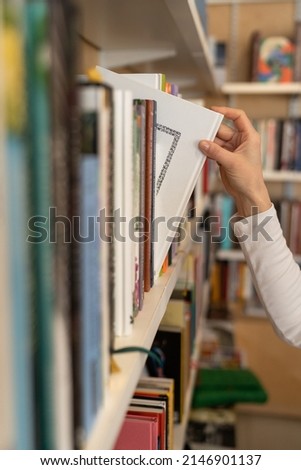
left=199, top=106, right=272, bottom=217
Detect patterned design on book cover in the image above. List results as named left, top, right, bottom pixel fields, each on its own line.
left=156, top=124, right=181, bottom=195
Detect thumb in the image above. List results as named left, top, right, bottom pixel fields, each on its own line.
left=199, top=140, right=234, bottom=168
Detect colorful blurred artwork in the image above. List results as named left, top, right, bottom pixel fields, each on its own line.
left=257, top=36, right=295, bottom=82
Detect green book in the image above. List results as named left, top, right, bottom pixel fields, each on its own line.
left=25, top=0, right=54, bottom=449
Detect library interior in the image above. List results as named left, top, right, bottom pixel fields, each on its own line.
left=1, top=0, right=301, bottom=451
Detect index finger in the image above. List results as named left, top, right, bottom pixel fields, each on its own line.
left=211, top=105, right=255, bottom=133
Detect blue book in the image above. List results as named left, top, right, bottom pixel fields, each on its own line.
left=80, top=154, right=101, bottom=439
left=78, top=86, right=102, bottom=442
left=3, top=1, right=35, bottom=449
left=6, top=136, right=35, bottom=449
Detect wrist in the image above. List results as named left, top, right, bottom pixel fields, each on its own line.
left=234, top=190, right=272, bottom=218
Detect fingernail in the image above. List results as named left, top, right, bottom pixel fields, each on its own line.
left=199, top=141, right=210, bottom=151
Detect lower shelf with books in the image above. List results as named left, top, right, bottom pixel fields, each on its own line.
left=85, top=237, right=193, bottom=450
left=108, top=242, right=212, bottom=451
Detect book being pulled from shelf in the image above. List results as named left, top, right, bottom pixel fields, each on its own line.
left=97, top=66, right=223, bottom=281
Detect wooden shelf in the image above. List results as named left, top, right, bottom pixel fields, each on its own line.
left=85, top=237, right=193, bottom=450
left=75, top=0, right=217, bottom=97
left=221, top=82, right=301, bottom=95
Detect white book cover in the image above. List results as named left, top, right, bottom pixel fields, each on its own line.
left=123, top=73, right=164, bottom=91
left=98, top=66, right=223, bottom=279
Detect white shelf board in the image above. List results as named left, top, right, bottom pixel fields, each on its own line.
left=85, top=237, right=193, bottom=450
left=216, top=249, right=244, bottom=261
left=75, top=0, right=217, bottom=97
left=263, top=170, right=301, bottom=182
left=221, top=82, right=301, bottom=95
left=217, top=249, right=301, bottom=266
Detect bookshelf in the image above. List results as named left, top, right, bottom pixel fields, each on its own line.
left=1, top=0, right=219, bottom=451
left=74, top=0, right=217, bottom=450
left=221, top=82, right=301, bottom=95
left=75, top=0, right=217, bottom=97
left=263, top=170, right=301, bottom=183
left=86, top=236, right=193, bottom=450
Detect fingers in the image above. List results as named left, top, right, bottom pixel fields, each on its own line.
left=199, top=140, right=234, bottom=168
left=211, top=105, right=254, bottom=133
left=216, top=122, right=235, bottom=142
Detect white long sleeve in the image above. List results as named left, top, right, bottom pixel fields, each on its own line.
left=232, top=204, right=301, bottom=348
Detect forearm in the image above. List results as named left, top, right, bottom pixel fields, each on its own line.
left=233, top=205, right=301, bottom=348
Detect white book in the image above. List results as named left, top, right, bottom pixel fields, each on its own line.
left=122, top=90, right=134, bottom=336
left=98, top=66, right=223, bottom=279
left=113, top=88, right=134, bottom=336
left=123, top=73, right=165, bottom=91
left=97, top=83, right=113, bottom=390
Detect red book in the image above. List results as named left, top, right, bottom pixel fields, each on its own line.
left=114, top=414, right=159, bottom=450
left=128, top=396, right=167, bottom=449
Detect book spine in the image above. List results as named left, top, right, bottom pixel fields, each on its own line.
left=132, top=101, right=142, bottom=315
left=97, top=83, right=114, bottom=397
left=150, top=100, right=157, bottom=287
left=144, top=100, right=155, bottom=292
left=122, top=89, right=134, bottom=336
left=49, top=0, right=76, bottom=449
left=25, top=0, right=54, bottom=449
left=0, top=2, right=15, bottom=450
left=2, top=0, right=35, bottom=448
left=78, top=85, right=102, bottom=444
left=138, top=100, right=146, bottom=310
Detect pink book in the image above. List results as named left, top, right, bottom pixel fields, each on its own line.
left=114, top=415, right=159, bottom=450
